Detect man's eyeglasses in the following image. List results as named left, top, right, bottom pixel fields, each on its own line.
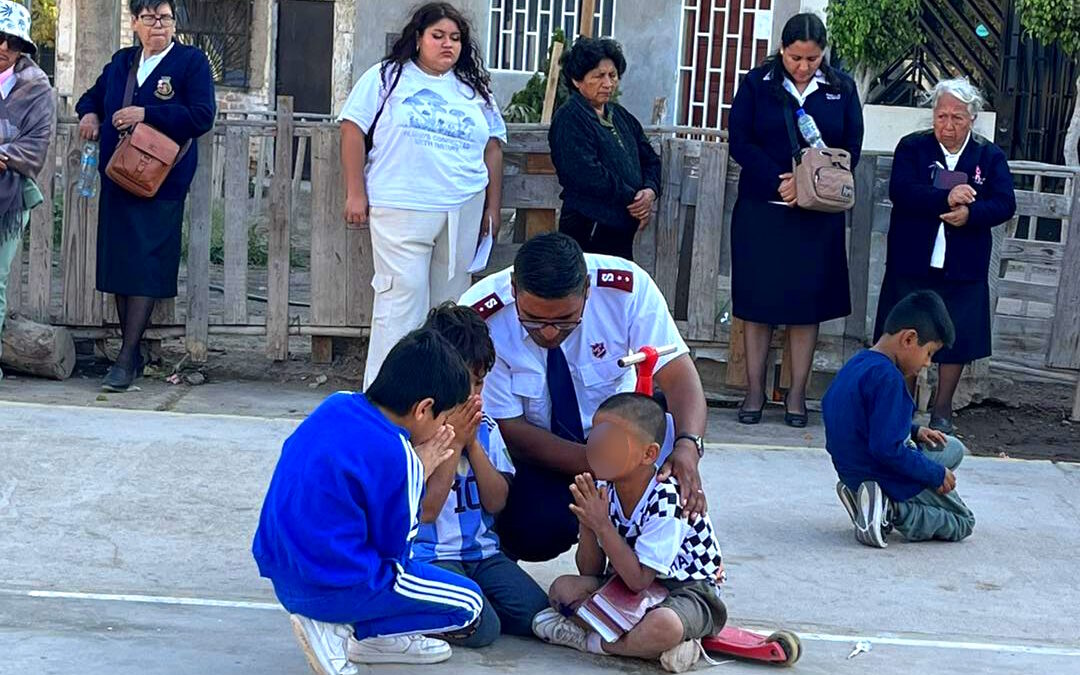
left=137, top=14, right=176, bottom=27
left=518, top=317, right=583, bottom=333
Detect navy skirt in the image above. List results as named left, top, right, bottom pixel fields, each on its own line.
left=873, top=269, right=992, bottom=364
left=96, top=180, right=185, bottom=298
left=731, top=198, right=851, bottom=325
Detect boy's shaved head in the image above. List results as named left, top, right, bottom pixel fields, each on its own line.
left=596, top=393, right=666, bottom=446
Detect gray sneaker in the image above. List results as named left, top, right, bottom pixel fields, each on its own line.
left=854, top=482, right=890, bottom=548
left=836, top=481, right=858, bottom=526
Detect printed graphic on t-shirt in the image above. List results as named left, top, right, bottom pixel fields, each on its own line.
left=402, top=88, right=481, bottom=150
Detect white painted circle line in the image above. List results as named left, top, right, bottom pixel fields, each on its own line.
left=6, top=588, right=1079, bottom=657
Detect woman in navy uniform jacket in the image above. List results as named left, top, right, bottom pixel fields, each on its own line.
left=874, top=79, right=1016, bottom=433
left=76, top=0, right=215, bottom=392
left=728, top=13, right=864, bottom=427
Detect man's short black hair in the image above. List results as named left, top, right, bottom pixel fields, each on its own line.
left=513, top=232, right=588, bottom=299
left=421, top=302, right=496, bottom=376
left=561, top=37, right=627, bottom=89
left=597, top=392, right=667, bottom=446
left=882, top=290, right=956, bottom=348
left=366, top=328, right=471, bottom=416
left=130, top=0, right=177, bottom=17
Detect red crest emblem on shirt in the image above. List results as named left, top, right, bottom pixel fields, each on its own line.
left=591, top=342, right=607, bottom=359
left=597, top=268, right=633, bottom=292
left=470, top=293, right=504, bottom=319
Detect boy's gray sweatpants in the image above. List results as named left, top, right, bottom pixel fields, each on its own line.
left=893, top=436, right=975, bottom=542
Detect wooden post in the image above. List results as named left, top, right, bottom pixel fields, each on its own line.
left=266, top=97, right=294, bottom=361
left=686, top=142, right=727, bottom=341
left=846, top=156, right=876, bottom=348
left=579, top=0, right=596, bottom=37
left=26, top=95, right=58, bottom=323
left=223, top=127, right=250, bottom=324
left=310, top=127, right=348, bottom=365
left=655, top=138, right=685, bottom=306
left=540, top=41, right=564, bottom=124
left=725, top=318, right=748, bottom=388
left=61, top=128, right=102, bottom=327
left=184, top=133, right=214, bottom=363
left=1071, top=373, right=1080, bottom=423
left=1047, top=174, right=1080, bottom=369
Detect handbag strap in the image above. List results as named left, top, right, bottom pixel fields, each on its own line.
left=781, top=95, right=802, bottom=163
left=122, top=52, right=193, bottom=164
left=365, top=63, right=404, bottom=153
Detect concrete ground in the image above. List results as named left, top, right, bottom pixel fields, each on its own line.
left=1, top=378, right=1079, bottom=675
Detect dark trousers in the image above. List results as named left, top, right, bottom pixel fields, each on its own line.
left=432, top=553, right=550, bottom=647
left=495, top=463, right=579, bottom=562
left=559, top=208, right=635, bottom=260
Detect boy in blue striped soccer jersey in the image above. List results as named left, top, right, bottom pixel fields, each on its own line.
left=413, top=303, right=550, bottom=647
left=253, top=329, right=485, bottom=675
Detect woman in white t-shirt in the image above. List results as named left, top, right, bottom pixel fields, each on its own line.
left=340, top=2, right=507, bottom=387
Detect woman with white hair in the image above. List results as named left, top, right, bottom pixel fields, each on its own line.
left=874, top=78, right=1016, bottom=433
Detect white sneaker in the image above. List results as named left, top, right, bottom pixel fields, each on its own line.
left=289, top=614, right=359, bottom=675
left=532, top=607, right=589, bottom=652
left=660, top=639, right=703, bottom=673
left=346, top=634, right=452, bottom=664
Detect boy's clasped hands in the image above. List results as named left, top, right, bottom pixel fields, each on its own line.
left=413, top=395, right=484, bottom=479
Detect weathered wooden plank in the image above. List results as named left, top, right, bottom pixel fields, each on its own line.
left=266, top=97, right=294, bottom=360
left=725, top=319, right=748, bottom=387
left=996, top=314, right=1052, bottom=340
left=311, top=336, right=333, bottom=364
left=310, top=127, right=348, bottom=327
left=7, top=231, right=21, bottom=313
left=1013, top=189, right=1071, bottom=220
left=540, top=40, right=564, bottom=124
left=997, top=278, right=1059, bottom=306
left=26, top=98, right=58, bottom=322
left=523, top=153, right=557, bottom=239
left=60, top=127, right=102, bottom=326
left=655, top=138, right=686, bottom=309
left=184, top=133, right=215, bottom=362
left=500, top=174, right=562, bottom=209
left=1048, top=182, right=1080, bottom=369
left=846, top=157, right=876, bottom=346
left=291, top=134, right=308, bottom=207
left=686, top=142, right=726, bottom=341
left=999, top=238, right=1064, bottom=266
left=223, top=126, right=250, bottom=324
left=579, top=0, right=596, bottom=37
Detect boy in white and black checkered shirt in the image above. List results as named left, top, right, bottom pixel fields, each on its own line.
left=532, top=393, right=726, bottom=673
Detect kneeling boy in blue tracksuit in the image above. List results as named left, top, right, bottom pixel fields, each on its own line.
left=253, top=329, right=484, bottom=674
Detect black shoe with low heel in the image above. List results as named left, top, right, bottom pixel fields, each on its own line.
left=784, top=395, right=808, bottom=428
left=738, top=400, right=766, bottom=425
left=101, top=354, right=144, bottom=393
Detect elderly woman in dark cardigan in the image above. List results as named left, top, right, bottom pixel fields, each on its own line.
left=0, top=0, right=56, bottom=381
left=548, top=37, right=662, bottom=260
left=76, top=0, right=215, bottom=392
left=875, top=78, right=1016, bottom=433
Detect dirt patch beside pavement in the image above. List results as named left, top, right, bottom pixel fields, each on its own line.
left=953, top=380, right=1079, bottom=462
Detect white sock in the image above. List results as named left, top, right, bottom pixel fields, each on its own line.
left=586, top=632, right=610, bottom=655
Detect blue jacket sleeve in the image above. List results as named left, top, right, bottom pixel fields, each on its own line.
left=889, top=136, right=952, bottom=220
left=549, top=109, right=639, bottom=206
left=967, top=148, right=1016, bottom=229
left=866, top=373, right=946, bottom=489
left=143, top=49, right=217, bottom=142
left=728, top=76, right=786, bottom=197
left=366, top=439, right=423, bottom=561
left=75, top=61, right=110, bottom=120
left=842, top=83, right=865, bottom=168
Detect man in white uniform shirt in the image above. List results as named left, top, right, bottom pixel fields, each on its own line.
left=460, top=233, right=708, bottom=562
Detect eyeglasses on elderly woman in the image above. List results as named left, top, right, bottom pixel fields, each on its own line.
left=0, top=32, right=27, bottom=52
left=136, top=13, right=176, bottom=27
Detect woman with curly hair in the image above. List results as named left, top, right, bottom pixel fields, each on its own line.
left=339, top=2, right=506, bottom=388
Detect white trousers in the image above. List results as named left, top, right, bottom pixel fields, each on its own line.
left=363, top=190, right=485, bottom=389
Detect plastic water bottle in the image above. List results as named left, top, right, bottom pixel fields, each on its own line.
left=76, top=141, right=100, bottom=198
left=795, top=109, right=827, bottom=149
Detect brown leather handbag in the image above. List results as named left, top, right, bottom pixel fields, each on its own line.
left=105, top=58, right=191, bottom=198
left=783, top=103, right=855, bottom=213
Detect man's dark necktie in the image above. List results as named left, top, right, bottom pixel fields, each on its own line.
left=546, top=346, right=585, bottom=443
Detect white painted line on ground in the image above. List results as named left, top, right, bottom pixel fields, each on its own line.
left=6, top=588, right=1079, bottom=657
left=0, top=399, right=307, bottom=425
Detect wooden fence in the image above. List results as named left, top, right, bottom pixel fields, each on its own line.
left=7, top=100, right=1080, bottom=412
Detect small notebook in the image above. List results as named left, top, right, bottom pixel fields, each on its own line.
left=933, top=168, right=968, bottom=190
left=575, top=577, right=669, bottom=643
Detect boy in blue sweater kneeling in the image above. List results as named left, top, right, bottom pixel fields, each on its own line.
left=823, top=291, right=975, bottom=548
left=253, top=329, right=483, bottom=674
left=413, top=303, right=550, bottom=646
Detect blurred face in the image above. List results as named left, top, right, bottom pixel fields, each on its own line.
left=573, top=58, right=619, bottom=110
left=933, top=94, right=974, bottom=153
left=416, top=18, right=462, bottom=74
left=896, top=331, right=943, bottom=379
left=132, top=2, right=176, bottom=55
left=781, top=40, right=824, bottom=86
left=0, top=33, right=25, bottom=72
left=512, top=285, right=588, bottom=350
left=586, top=412, right=657, bottom=481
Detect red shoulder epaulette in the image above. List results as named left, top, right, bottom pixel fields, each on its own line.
left=597, top=268, right=634, bottom=293
left=471, top=293, right=505, bottom=319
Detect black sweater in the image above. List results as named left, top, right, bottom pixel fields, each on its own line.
left=548, top=92, right=662, bottom=232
